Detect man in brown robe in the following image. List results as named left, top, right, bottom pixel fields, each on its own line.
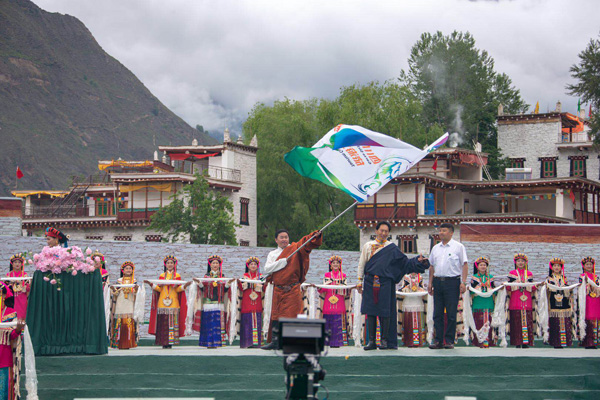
left=261, top=229, right=322, bottom=349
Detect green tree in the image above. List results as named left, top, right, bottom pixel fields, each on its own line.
left=149, top=174, right=238, bottom=244
left=567, top=35, right=600, bottom=139
left=243, top=81, right=434, bottom=249
left=400, top=31, right=528, bottom=177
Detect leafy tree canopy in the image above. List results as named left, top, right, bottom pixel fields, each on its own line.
left=149, top=174, right=238, bottom=245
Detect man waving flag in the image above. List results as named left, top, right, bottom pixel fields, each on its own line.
left=284, top=124, right=448, bottom=202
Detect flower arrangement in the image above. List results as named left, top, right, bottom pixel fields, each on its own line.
left=33, top=246, right=96, bottom=290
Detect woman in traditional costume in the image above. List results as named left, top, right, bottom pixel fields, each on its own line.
left=198, top=255, right=229, bottom=348
left=397, top=272, right=427, bottom=347
left=110, top=261, right=139, bottom=349
left=146, top=255, right=189, bottom=348
left=6, top=254, right=30, bottom=320
left=0, top=281, right=24, bottom=400
left=319, top=256, right=350, bottom=347
left=546, top=258, right=575, bottom=348
left=44, top=226, right=68, bottom=248
left=91, top=250, right=110, bottom=289
left=238, top=257, right=263, bottom=348
left=579, top=257, right=600, bottom=349
left=468, top=257, right=497, bottom=347
left=507, top=253, right=536, bottom=348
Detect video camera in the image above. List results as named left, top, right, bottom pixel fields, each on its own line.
left=274, top=318, right=328, bottom=400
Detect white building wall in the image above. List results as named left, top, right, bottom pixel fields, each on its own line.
left=230, top=146, right=258, bottom=247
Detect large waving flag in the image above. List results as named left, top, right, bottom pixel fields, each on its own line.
left=284, top=124, right=448, bottom=202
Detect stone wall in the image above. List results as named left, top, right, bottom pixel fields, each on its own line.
left=0, top=198, right=23, bottom=236
left=0, top=218, right=22, bottom=236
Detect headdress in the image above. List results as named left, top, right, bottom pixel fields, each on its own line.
left=514, top=253, right=528, bottom=268
left=581, top=257, right=596, bottom=275
left=207, top=255, right=223, bottom=276
left=0, top=281, right=14, bottom=311
left=45, top=227, right=68, bottom=247
left=120, top=261, right=135, bottom=278
left=473, top=256, right=490, bottom=275
left=9, top=254, right=25, bottom=271
left=328, top=255, right=343, bottom=273
left=245, top=257, right=260, bottom=273
left=91, top=250, right=106, bottom=270
left=163, top=255, right=178, bottom=273
left=548, top=257, right=565, bottom=277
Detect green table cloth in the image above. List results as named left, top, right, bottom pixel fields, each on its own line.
left=26, top=270, right=108, bottom=355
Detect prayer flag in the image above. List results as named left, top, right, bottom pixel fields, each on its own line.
left=590, top=104, right=593, bottom=118
left=533, top=101, right=539, bottom=114
left=284, top=124, right=448, bottom=202
left=16, top=167, right=24, bottom=179
left=578, top=99, right=581, bottom=114
left=432, top=157, right=438, bottom=171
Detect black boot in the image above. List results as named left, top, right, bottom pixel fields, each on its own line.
left=261, top=325, right=278, bottom=350
left=363, top=316, right=377, bottom=350
left=379, top=317, right=392, bottom=349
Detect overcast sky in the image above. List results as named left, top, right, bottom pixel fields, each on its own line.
left=35, top=0, right=599, bottom=140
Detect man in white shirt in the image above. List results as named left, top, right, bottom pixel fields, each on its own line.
left=427, top=223, right=468, bottom=349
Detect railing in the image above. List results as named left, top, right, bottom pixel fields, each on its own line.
left=117, top=208, right=159, bottom=221
left=575, top=210, right=600, bottom=224
left=23, top=205, right=99, bottom=219
left=70, top=173, right=112, bottom=187
left=195, top=165, right=241, bottom=183
left=355, top=203, right=417, bottom=221
left=559, top=132, right=592, bottom=144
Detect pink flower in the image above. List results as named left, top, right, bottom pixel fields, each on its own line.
left=27, top=259, right=33, bottom=264
left=71, top=270, right=78, bottom=276
left=33, top=254, right=40, bottom=261
left=43, top=276, right=50, bottom=282
left=50, top=279, right=57, bottom=285
left=85, top=248, right=92, bottom=255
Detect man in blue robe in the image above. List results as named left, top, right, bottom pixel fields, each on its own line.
left=359, top=222, right=429, bottom=350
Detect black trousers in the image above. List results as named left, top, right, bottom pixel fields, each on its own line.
left=432, top=276, right=460, bottom=345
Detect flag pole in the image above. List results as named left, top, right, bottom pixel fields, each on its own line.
left=285, top=200, right=359, bottom=261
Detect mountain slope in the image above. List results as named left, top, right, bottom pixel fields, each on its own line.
left=0, top=0, right=216, bottom=194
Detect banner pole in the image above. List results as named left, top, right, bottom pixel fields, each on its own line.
left=286, top=200, right=359, bottom=261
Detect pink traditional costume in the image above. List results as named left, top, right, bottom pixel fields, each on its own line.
left=109, top=261, right=139, bottom=349
left=91, top=250, right=110, bottom=289
left=469, top=257, right=497, bottom=348
left=148, top=256, right=188, bottom=348
left=318, top=256, right=350, bottom=347
left=546, top=258, right=575, bottom=348
left=397, top=273, right=427, bottom=347
left=6, top=254, right=29, bottom=320
left=197, top=255, right=230, bottom=348
left=579, top=257, right=600, bottom=349
left=237, top=257, right=264, bottom=348
left=0, top=282, right=21, bottom=400
left=507, top=253, right=537, bottom=347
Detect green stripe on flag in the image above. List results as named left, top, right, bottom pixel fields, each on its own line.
left=284, top=147, right=338, bottom=189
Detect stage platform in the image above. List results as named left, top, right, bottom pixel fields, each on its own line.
left=28, top=339, right=600, bottom=400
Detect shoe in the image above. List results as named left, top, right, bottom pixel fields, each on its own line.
left=585, top=346, right=597, bottom=349
left=379, top=340, right=388, bottom=349
left=516, top=345, right=522, bottom=348
left=261, top=341, right=277, bottom=350
left=554, top=346, right=563, bottom=349
left=428, top=343, right=443, bottom=349
left=444, top=344, right=454, bottom=349
left=522, top=345, right=529, bottom=349
left=363, top=341, right=377, bottom=351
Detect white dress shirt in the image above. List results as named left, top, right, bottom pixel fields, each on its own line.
left=429, top=239, right=468, bottom=278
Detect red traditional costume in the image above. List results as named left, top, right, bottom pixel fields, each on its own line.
left=196, top=255, right=230, bottom=348
left=507, top=253, right=537, bottom=347
left=238, top=257, right=263, bottom=348
left=0, top=282, right=21, bottom=400
left=318, top=256, right=350, bottom=347
left=266, top=231, right=322, bottom=342
left=148, top=256, right=188, bottom=347
left=6, top=254, right=29, bottom=320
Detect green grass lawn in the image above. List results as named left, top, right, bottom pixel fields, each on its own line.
left=27, top=354, right=600, bottom=400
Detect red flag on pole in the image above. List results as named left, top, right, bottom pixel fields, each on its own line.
left=16, top=167, right=24, bottom=179
left=569, top=189, right=576, bottom=204
left=432, top=157, right=438, bottom=171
